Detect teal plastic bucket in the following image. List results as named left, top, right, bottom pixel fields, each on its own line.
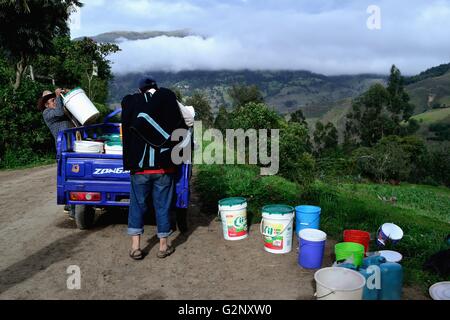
left=295, top=205, right=321, bottom=236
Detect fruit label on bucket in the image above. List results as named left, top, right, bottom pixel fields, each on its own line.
left=226, top=214, right=247, bottom=237
left=263, top=223, right=285, bottom=250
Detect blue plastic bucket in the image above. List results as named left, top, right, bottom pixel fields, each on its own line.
left=298, top=229, right=327, bottom=269
left=295, top=205, right=321, bottom=236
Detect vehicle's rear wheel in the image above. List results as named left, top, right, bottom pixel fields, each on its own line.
left=73, top=205, right=96, bottom=230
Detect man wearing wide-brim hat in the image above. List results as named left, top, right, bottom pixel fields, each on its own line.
left=37, top=88, right=73, bottom=147
left=37, top=88, right=73, bottom=216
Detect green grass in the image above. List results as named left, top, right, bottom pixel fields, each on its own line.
left=0, top=151, right=55, bottom=170
left=339, top=183, right=450, bottom=223
left=195, top=164, right=450, bottom=293
left=411, top=108, right=450, bottom=124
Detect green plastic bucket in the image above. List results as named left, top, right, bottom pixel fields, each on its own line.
left=335, top=242, right=365, bottom=267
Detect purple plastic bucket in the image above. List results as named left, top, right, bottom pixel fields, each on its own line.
left=298, top=229, right=327, bottom=269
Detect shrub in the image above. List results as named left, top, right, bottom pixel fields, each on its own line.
left=352, top=144, right=410, bottom=183
left=352, top=135, right=428, bottom=183
left=0, top=78, right=54, bottom=166
left=94, top=102, right=117, bottom=122
left=196, top=164, right=301, bottom=223
left=315, top=148, right=355, bottom=181
left=230, top=102, right=282, bottom=130
left=418, top=148, right=450, bottom=187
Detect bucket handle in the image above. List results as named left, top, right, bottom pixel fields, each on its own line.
left=298, top=215, right=320, bottom=226
left=314, top=290, right=336, bottom=299
left=260, top=217, right=294, bottom=238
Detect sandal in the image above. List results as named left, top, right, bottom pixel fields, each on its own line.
left=129, top=249, right=143, bottom=260
left=157, top=245, right=175, bottom=259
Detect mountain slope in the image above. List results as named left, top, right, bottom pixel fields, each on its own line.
left=406, top=70, right=450, bottom=114
left=410, top=108, right=450, bottom=143
left=314, top=69, right=450, bottom=125
left=109, top=70, right=385, bottom=114
left=311, top=75, right=450, bottom=144
left=404, top=63, right=450, bottom=85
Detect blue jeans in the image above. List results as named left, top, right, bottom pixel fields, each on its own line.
left=128, top=173, right=175, bottom=238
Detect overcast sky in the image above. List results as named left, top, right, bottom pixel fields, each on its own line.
left=70, top=0, right=450, bottom=76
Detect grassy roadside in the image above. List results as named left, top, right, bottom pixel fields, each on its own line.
left=0, top=153, right=55, bottom=170
left=195, top=163, right=450, bottom=293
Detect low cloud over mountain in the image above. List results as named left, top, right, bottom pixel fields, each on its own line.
left=71, top=0, right=450, bottom=76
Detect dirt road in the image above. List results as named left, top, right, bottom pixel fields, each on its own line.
left=0, top=165, right=427, bottom=300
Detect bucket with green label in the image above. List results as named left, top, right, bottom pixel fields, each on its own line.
left=260, top=205, right=295, bottom=254
left=218, top=197, right=248, bottom=241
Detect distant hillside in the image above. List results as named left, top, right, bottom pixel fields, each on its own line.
left=404, top=63, right=450, bottom=85
left=303, top=98, right=353, bottom=143
left=305, top=68, right=450, bottom=143
left=410, top=108, right=450, bottom=143
left=313, top=69, right=450, bottom=122
left=406, top=70, right=450, bottom=114
left=74, top=29, right=194, bottom=43
left=109, top=70, right=385, bottom=114
left=411, top=107, right=450, bottom=124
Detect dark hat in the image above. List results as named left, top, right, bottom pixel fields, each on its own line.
left=138, top=76, right=158, bottom=91
left=37, top=90, right=56, bottom=111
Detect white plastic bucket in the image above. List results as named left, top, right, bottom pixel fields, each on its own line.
left=260, top=205, right=295, bottom=254
left=377, top=223, right=404, bottom=246
left=218, top=198, right=248, bottom=241
left=63, top=88, right=100, bottom=125
left=74, top=140, right=104, bottom=153
left=314, top=267, right=366, bottom=300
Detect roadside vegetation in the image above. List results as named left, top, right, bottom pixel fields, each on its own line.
left=0, top=1, right=118, bottom=169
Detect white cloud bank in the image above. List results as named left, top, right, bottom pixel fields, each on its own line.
left=74, top=0, right=450, bottom=75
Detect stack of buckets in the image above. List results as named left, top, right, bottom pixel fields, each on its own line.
left=334, top=230, right=371, bottom=267
left=313, top=229, right=371, bottom=300
left=295, top=205, right=327, bottom=269
left=336, top=228, right=404, bottom=300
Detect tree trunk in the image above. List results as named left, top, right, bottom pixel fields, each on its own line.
left=13, top=56, right=26, bottom=92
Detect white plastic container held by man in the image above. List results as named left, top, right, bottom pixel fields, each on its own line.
left=62, top=88, right=100, bottom=125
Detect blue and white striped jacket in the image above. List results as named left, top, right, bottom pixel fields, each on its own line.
left=121, top=88, right=186, bottom=172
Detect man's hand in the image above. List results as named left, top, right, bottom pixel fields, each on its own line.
left=55, top=88, right=70, bottom=96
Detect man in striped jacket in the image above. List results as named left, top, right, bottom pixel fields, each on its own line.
left=121, top=76, right=187, bottom=260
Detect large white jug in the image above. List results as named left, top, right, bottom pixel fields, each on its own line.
left=62, top=88, right=100, bottom=125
